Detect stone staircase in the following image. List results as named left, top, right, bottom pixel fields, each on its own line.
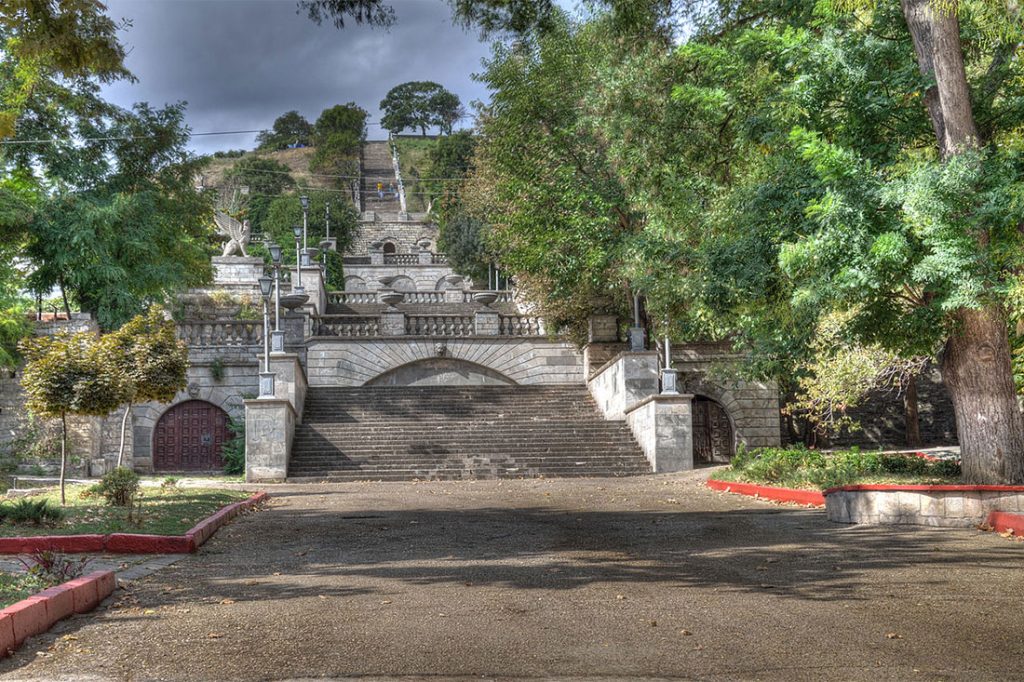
left=361, top=141, right=401, bottom=214
left=287, top=385, right=651, bottom=481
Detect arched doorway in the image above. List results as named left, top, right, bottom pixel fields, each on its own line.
left=153, top=400, right=231, bottom=471
left=382, top=242, right=397, bottom=255
left=692, top=397, right=734, bottom=464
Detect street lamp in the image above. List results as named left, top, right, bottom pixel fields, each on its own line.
left=257, top=275, right=275, bottom=399
left=267, top=242, right=285, bottom=354
left=325, top=201, right=331, bottom=242
left=319, top=239, right=332, bottom=281
left=292, top=225, right=304, bottom=294
left=299, top=195, right=310, bottom=266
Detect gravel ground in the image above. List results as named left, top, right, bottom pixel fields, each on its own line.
left=0, top=470, right=1021, bottom=681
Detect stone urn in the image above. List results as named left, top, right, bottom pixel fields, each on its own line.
left=279, top=293, right=309, bottom=312
left=472, top=291, right=499, bottom=307
left=380, top=290, right=405, bottom=308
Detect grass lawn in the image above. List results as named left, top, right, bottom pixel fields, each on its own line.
left=711, top=445, right=962, bottom=491
left=0, top=485, right=251, bottom=537
left=0, top=571, right=54, bottom=609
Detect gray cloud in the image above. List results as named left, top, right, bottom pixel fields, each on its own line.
left=101, top=0, right=496, bottom=153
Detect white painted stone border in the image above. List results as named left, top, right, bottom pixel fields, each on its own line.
left=824, top=485, right=1024, bottom=527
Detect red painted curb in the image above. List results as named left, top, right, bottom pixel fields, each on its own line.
left=986, top=511, right=1024, bottom=534
left=0, top=492, right=267, bottom=555
left=0, top=570, right=115, bottom=656
left=822, top=484, right=1024, bottom=496
left=706, top=479, right=825, bottom=507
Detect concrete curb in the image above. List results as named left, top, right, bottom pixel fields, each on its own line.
left=986, top=510, right=1024, bottom=534
left=0, top=492, right=268, bottom=555
left=0, top=569, right=116, bottom=657
left=706, top=479, right=825, bottom=507
left=822, top=483, right=1024, bottom=495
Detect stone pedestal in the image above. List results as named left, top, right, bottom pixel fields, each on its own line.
left=258, top=371, right=275, bottom=399
left=445, top=288, right=465, bottom=303
left=271, top=330, right=286, bottom=354
left=628, top=326, right=646, bottom=352
left=587, top=351, right=660, bottom=420
left=381, top=310, right=406, bottom=336
left=244, top=398, right=295, bottom=482
left=661, top=368, right=679, bottom=395
left=213, top=256, right=264, bottom=286
left=625, top=394, right=694, bottom=472
left=418, top=250, right=432, bottom=265
left=474, top=309, right=500, bottom=335
left=269, top=353, right=307, bottom=423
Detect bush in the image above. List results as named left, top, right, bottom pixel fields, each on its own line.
left=221, top=417, right=245, bottom=475
left=4, top=498, right=64, bottom=525
left=18, top=550, right=90, bottom=584
left=96, top=467, right=140, bottom=507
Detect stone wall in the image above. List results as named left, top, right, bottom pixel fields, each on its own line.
left=624, top=395, right=693, bottom=473
left=825, top=485, right=1024, bottom=527
left=588, top=352, right=660, bottom=420
left=306, top=337, right=585, bottom=387
left=342, top=264, right=456, bottom=292
left=348, top=220, right=440, bottom=256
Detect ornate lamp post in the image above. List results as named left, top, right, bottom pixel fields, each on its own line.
left=267, top=242, right=285, bottom=354
left=257, top=275, right=275, bottom=399
left=299, top=195, right=311, bottom=267
left=292, top=225, right=304, bottom=294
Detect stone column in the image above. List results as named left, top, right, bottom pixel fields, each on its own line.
left=474, top=309, right=500, bottom=335
left=369, top=243, right=384, bottom=265
left=244, top=398, right=295, bottom=482
left=624, top=394, right=694, bottom=473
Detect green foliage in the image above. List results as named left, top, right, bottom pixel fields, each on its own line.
left=19, top=333, right=127, bottom=421
left=17, top=550, right=89, bottom=585
left=95, top=467, right=140, bottom=507
left=721, top=445, right=961, bottom=490
left=210, top=357, right=225, bottom=383
left=223, top=157, right=295, bottom=197
left=254, top=190, right=359, bottom=276
left=380, top=81, right=463, bottom=135
left=256, top=110, right=314, bottom=151
left=310, top=103, right=367, bottom=178
left=221, top=416, right=245, bottom=475
left=106, top=306, right=189, bottom=405
left=4, top=498, right=65, bottom=525
left=0, top=302, right=32, bottom=369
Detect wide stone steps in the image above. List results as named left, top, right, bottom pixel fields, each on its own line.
left=287, top=384, right=650, bottom=481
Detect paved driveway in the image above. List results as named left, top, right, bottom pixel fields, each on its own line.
left=1, top=471, right=1021, bottom=680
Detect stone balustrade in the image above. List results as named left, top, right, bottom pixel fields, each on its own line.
left=327, top=291, right=377, bottom=305
left=313, top=315, right=381, bottom=337
left=383, top=253, right=419, bottom=265
left=176, top=320, right=263, bottom=347
left=403, top=291, right=445, bottom=304
left=499, top=315, right=543, bottom=336
left=431, top=254, right=449, bottom=264
left=462, top=290, right=514, bottom=303
left=405, top=315, right=475, bottom=336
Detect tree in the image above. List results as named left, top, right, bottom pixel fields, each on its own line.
left=380, top=82, right=462, bottom=136
left=106, top=307, right=189, bottom=467
left=299, top=0, right=557, bottom=37
left=20, top=332, right=126, bottom=504
left=310, top=103, right=367, bottom=177
left=256, top=110, right=314, bottom=151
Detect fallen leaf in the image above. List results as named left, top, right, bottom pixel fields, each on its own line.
left=679, top=629, right=692, bottom=636
left=219, top=599, right=235, bottom=605
left=207, top=632, right=225, bottom=639
left=380, top=600, right=392, bottom=605
left=885, top=632, right=902, bottom=640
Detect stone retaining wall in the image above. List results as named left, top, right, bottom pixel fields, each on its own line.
left=825, top=485, right=1024, bottom=527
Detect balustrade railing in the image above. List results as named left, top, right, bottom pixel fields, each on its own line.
left=405, top=315, right=475, bottom=336
left=403, top=291, right=444, bottom=304
left=431, top=254, right=449, bottom=264
left=327, top=291, right=377, bottom=305
left=383, top=253, right=419, bottom=265
left=313, top=315, right=381, bottom=337
left=499, top=315, right=544, bottom=336
left=177, top=320, right=263, bottom=347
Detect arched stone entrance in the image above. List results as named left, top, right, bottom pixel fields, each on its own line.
left=152, top=400, right=231, bottom=472
left=692, top=396, right=734, bottom=464
left=365, top=358, right=516, bottom=387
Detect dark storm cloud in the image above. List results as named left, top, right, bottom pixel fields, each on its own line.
left=101, top=0, right=496, bottom=153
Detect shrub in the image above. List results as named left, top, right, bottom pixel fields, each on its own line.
left=17, top=550, right=91, bottom=584
left=931, top=458, right=962, bottom=477
left=4, top=498, right=64, bottom=525
left=96, top=467, right=140, bottom=507
left=160, top=476, right=179, bottom=490
left=221, top=416, right=245, bottom=475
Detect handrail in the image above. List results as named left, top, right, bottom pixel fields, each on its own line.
left=388, top=132, right=408, bottom=216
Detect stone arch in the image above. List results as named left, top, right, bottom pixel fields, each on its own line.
left=389, top=275, right=416, bottom=292
left=382, top=241, right=397, bottom=255
left=344, top=275, right=368, bottom=291
left=435, top=276, right=460, bottom=291
left=152, top=399, right=231, bottom=472
left=364, top=358, right=517, bottom=387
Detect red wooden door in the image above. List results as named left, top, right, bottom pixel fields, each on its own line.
left=153, top=401, right=230, bottom=471
left=693, top=398, right=734, bottom=464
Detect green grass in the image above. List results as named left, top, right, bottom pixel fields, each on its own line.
left=0, top=486, right=251, bottom=537
left=711, top=445, right=962, bottom=491
left=0, top=571, right=52, bottom=608
left=393, top=137, right=440, bottom=213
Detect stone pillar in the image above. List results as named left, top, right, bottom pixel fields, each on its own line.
left=281, top=313, right=305, bottom=348
left=474, top=309, right=500, bottom=335
left=445, top=288, right=465, bottom=303
left=269, top=353, right=308, bottom=423
left=244, top=398, right=295, bottom=482
left=380, top=310, right=406, bottom=336
left=625, top=395, right=694, bottom=473
left=418, top=249, right=432, bottom=265
left=587, top=351, right=659, bottom=420
left=369, top=243, right=384, bottom=265
left=212, top=256, right=264, bottom=287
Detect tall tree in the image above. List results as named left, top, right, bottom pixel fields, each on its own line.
left=380, top=82, right=462, bottom=136
left=256, top=110, right=314, bottom=150
left=310, top=103, right=367, bottom=177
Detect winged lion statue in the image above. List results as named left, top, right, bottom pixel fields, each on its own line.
left=214, top=212, right=252, bottom=257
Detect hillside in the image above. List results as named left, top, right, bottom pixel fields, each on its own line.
left=199, top=147, right=343, bottom=191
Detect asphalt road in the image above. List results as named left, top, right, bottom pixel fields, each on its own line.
left=1, top=470, right=1021, bottom=681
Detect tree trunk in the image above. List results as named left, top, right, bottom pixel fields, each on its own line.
left=59, top=413, right=67, bottom=506
left=903, top=374, right=922, bottom=448
left=941, top=307, right=1024, bottom=483
left=900, top=0, right=1024, bottom=482
left=117, top=402, right=131, bottom=468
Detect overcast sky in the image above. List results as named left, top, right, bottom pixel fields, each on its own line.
left=100, top=0, right=502, bottom=154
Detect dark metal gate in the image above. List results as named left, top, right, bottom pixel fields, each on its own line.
left=693, top=397, right=734, bottom=464
left=153, top=400, right=230, bottom=471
